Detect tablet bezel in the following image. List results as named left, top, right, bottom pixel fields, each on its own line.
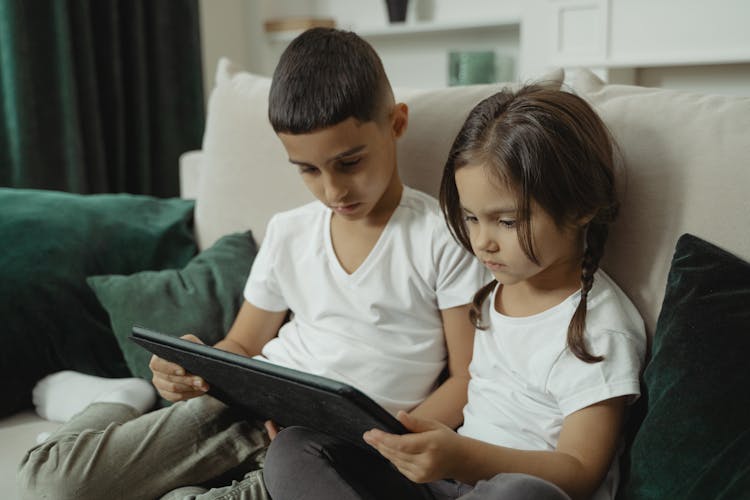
left=130, top=326, right=407, bottom=451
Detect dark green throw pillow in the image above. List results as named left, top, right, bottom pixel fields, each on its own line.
left=620, top=234, right=750, bottom=499
left=87, top=231, right=257, bottom=381
left=0, top=188, right=197, bottom=417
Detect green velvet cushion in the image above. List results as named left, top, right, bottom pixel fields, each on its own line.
left=620, top=234, right=750, bottom=499
left=0, top=188, right=197, bottom=417
left=87, top=231, right=257, bottom=381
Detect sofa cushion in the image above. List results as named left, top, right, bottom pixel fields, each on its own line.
left=195, top=58, right=563, bottom=249
left=619, top=233, right=750, bottom=499
left=88, top=231, right=257, bottom=381
left=0, top=188, right=197, bottom=417
left=572, top=70, right=750, bottom=334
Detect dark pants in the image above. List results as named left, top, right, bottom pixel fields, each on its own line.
left=264, top=426, right=572, bottom=500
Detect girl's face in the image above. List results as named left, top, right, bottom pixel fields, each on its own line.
left=455, top=163, right=584, bottom=289
left=277, top=105, right=407, bottom=224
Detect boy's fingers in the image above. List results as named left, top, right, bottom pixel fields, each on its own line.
left=158, top=388, right=206, bottom=402
left=264, top=420, right=279, bottom=440
left=149, top=354, right=186, bottom=376
left=153, top=374, right=208, bottom=393
left=180, top=334, right=204, bottom=344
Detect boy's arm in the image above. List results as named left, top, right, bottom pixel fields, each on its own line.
left=408, top=304, right=474, bottom=429
left=215, top=300, right=288, bottom=357
left=151, top=300, right=287, bottom=402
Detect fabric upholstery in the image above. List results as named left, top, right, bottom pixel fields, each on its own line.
left=88, top=231, right=258, bottom=381
left=0, top=188, right=196, bottom=417
left=619, top=234, right=750, bottom=499
left=571, top=69, right=750, bottom=333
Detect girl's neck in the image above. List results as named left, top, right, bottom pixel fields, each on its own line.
left=495, top=259, right=583, bottom=318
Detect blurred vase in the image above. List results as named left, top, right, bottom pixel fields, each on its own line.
left=385, top=0, right=408, bottom=23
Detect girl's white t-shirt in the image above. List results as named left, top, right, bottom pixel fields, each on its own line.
left=458, top=270, right=646, bottom=500
left=244, top=186, right=488, bottom=415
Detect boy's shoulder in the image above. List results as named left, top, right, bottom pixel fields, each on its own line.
left=399, top=186, right=445, bottom=225
left=265, top=201, right=326, bottom=238
left=269, top=200, right=325, bottom=224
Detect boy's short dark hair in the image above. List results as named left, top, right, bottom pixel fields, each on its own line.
left=268, top=27, right=393, bottom=134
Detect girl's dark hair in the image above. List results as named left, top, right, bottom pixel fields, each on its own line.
left=439, top=85, right=619, bottom=363
left=268, top=27, right=393, bottom=134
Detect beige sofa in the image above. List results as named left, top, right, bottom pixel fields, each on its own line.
left=2, top=59, right=748, bottom=498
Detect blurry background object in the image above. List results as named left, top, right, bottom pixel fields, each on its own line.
left=448, top=50, right=496, bottom=85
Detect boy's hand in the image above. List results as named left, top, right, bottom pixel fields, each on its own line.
left=149, top=334, right=209, bottom=402
left=363, top=411, right=460, bottom=483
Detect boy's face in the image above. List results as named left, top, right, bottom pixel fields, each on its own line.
left=278, top=105, right=407, bottom=223
left=455, top=163, right=584, bottom=290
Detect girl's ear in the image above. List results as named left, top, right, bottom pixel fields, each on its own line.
left=391, top=102, right=408, bottom=139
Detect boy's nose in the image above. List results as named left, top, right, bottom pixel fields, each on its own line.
left=323, top=175, right=348, bottom=202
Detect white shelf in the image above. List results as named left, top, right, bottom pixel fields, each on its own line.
left=267, top=17, right=520, bottom=43
left=555, top=49, right=750, bottom=69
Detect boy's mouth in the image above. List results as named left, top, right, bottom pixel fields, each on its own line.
left=332, top=202, right=361, bottom=214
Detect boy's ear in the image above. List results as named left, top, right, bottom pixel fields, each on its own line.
left=390, top=102, right=408, bottom=139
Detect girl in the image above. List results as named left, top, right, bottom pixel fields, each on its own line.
left=263, top=85, right=647, bottom=500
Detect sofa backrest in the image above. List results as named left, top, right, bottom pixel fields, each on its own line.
left=189, top=58, right=749, bottom=336
left=571, top=69, right=750, bottom=334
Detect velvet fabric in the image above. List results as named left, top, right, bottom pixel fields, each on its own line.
left=0, top=0, right=204, bottom=196
left=88, top=231, right=258, bottom=381
left=0, top=188, right=196, bottom=417
left=619, top=234, right=750, bottom=499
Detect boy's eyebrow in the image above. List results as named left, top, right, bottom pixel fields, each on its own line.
left=288, top=145, right=367, bottom=167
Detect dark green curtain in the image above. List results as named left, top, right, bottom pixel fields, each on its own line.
left=0, top=0, right=204, bottom=196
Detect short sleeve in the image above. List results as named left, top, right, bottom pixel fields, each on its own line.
left=547, top=328, right=644, bottom=416
left=431, top=223, right=489, bottom=310
left=243, top=215, right=288, bottom=312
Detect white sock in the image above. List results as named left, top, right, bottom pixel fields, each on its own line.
left=32, top=370, right=156, bottom=423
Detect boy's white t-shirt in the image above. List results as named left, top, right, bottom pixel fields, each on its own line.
left=458, top=270, right=646, bottom=500
left=244, top=186, right=488, bottom=415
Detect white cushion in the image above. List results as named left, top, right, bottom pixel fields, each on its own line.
left=572, top=69, right=750, bottom=334
left=195, top=57, right=563, bottom=249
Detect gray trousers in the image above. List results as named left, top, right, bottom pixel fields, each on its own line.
left=264, top=426, right=572, bottom=500
left=17, top=396, right=271, bottom=500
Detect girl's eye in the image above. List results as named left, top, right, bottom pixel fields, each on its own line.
left=499, top=219, right=516, bottom=228
left=462, top=214, right=478, bottom=224
left=299, top=166, right=319, bottom=175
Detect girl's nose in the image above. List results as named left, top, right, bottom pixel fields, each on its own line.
left=475, top=225, right=498, bottom=253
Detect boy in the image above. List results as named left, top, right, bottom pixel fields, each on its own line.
left=18, top=28, right=485, bottom=499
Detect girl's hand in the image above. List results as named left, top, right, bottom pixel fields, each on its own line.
left=363, top=411, right=461, bottom=483
left=149, top=334, right=209, bottom=402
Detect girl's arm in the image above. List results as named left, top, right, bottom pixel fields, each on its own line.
left=366, top=396, right=627, bottom=500
left=408, top=304, right=474, bottom=429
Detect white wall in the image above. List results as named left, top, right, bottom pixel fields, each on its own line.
left=199, top=0, right=750, bottom=100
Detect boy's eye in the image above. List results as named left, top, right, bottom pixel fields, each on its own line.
left=339, top=157, right=361, bottom=168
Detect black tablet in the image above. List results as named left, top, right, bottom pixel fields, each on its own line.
left=130, top=326, right=407, bottom=451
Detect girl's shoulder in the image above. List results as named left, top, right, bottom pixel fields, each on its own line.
left=585, top=270, right=647, bottom=354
